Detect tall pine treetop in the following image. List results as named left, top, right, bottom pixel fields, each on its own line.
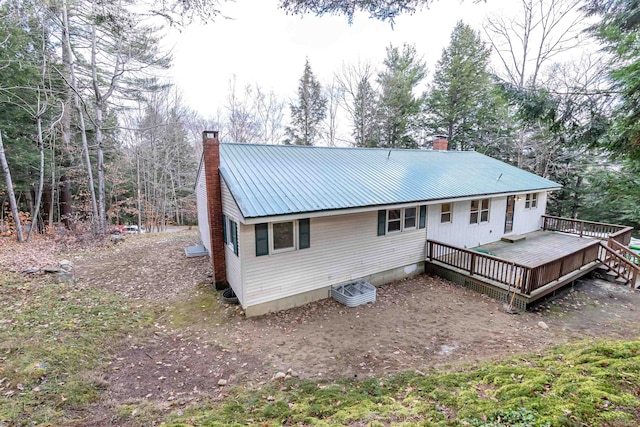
left=286, top=59, right=327, bottom=145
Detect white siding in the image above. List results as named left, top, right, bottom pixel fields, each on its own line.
left=428, top=197, right=507, bottom=248
left=427, top=194, right=546, bottom=249
left=221, top=180, right=244, bottom=304
left=512, top=191, right=547, bottom=236
left=195, top=167, right=211, bottom=255
left=222, top=179, right=244, bottom=221
left=241, top=210, right=426, bottom=307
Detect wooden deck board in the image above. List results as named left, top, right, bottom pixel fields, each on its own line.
left=474, top=230, right=597, bottom=267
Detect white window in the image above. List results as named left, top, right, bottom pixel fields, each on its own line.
left=441, top=203, right=452, bottom=223
left=271, top=221, right=296, bottom=253
left=404, top=207, right=417, bottom=230
left=470, top=199, right=490, bottom=224
left=387, top=207, right=419, bottom=233
left=387, top=209, right=402, bottom=233
left=224, top=216, right=239, bottom=256
left=226, top=219, right=234, bottom=250
left=525, top=193, right=538, bottom=209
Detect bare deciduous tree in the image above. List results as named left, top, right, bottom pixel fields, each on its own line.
left=225, top=76, right=261, bottom=143
left=335, top=61, right=378, bottom=147
left=252, top=85, right=286, bottom=144
left=322, top=77, right=343, bottom=146
left=0, top=131, right=23, bottom=242
left=484, top=0, right=585, bottom=167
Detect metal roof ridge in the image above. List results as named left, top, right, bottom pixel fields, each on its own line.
left=220, top=143, right=480, bottom=153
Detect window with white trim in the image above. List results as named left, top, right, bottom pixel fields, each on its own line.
left=404, top=207, right=417, bottom=230
left=255, top=219, right=310, bottom=257
left=225, top=216, right=239, bottom=256
left=470, top=199, right=490, bottom=224
left=386, top=207, right=419, bottom=233
left=441, top=203, right=452, bottom=223
left=525, top=193, right=538, bottom=209
left=271, top=221, right=296, bottom=253
left=387, top=209, right=402, bottom=233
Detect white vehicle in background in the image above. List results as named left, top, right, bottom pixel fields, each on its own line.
left=125, top=225, right=146, bottom=234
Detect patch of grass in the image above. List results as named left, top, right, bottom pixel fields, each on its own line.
left=162, top=340, right=640, bottom=426
left=0, top=273, right=151, bottom=426
left=163, top=283, right=230, bottom=329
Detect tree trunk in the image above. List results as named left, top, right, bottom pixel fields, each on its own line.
left=571, top=175, right=583, bottom=219
left=59, top=175, right=73, bottom=228
left=0, top=131, right=24, bottom=242
left=62, top=0, right=98, bottom=222
left=136, top=148, right=142, bottom=230
left=96, top=104, right=106, bottom=232
left=42, top=183, right=52, bottom=228
left=27, top=116, right=46, bottom=242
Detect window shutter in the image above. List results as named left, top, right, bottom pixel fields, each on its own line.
left=255, top=223, right=269, bottom=256
left=299, top=218, right=310, bottom=249
left=222, top=214, right=227, bottom=244
left=377, top=210, right=386, bottom=236
left=419, top=205, right=427, bottom=229
left=232, top=221, right=239, bottom=256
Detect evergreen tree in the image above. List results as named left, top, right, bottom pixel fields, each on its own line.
left=376, top=44, right=427, bottom=148
left=584, top=0, right=640, bottom=159
left=286, top=59, right=327, bottom=145
left=426, top=21, right=498, bottom=151
left=353, top=78, right=379, bottom=147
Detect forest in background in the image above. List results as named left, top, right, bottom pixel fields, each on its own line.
left=0, top=0, right=639, bottom=241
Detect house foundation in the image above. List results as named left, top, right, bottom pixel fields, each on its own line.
left=244, top=262, right=425, bottom=317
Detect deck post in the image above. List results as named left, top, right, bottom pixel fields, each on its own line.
left=470, top=252, right=475, bottom=276
left=579, top=221, right=584, bottom=237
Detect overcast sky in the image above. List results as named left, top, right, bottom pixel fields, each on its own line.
left=165, top=1, right=520, bottom=115
left=164, top=0, right=588, bottom=124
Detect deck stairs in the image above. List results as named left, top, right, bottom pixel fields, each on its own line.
left=595, top=239, right=640, bottom=290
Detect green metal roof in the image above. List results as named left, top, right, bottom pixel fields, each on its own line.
left=219, top=144, right=561, bottom=219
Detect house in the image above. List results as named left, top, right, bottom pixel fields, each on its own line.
left=195, top=131, right=635, bottom=316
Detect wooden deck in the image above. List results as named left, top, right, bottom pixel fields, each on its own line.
left=425, top=216, right=637, bottom=309
left=475, top=230, right=597, bottom=267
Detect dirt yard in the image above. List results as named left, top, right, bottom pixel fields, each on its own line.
left=71, top=230, right=640, bottom=423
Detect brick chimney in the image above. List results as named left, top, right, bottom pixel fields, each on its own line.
left=202, top=131, right=227, bottom=288
left=433, top=136, right=449, bottom=151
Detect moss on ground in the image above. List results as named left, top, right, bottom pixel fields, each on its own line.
left=161, top=340, right=640, bottom=427
left=163, top=283, right=230, bottom=329
left=0, top=273, right=150, bottom=426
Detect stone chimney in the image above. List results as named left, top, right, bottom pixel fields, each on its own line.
left=202, top=131, right=227, bottom=288
left=433, top=136, right=449, bottom=151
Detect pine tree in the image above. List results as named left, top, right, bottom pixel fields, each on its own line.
left=353, top=78, right=379, bottom=147
left=377, top=44, right=427, bottom=148
left=584, top=0, right=640, bottom=159
left=286, top=59, right=327, bottom=145
left=426, top=21, right=497, bottom=151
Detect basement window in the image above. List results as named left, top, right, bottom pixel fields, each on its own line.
left=470, top=199, right=490, bottom=224
left=525, top=193, right=538, bottom=209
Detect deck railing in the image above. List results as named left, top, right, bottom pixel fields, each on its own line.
left=542, top=215, right=633, bottom=245
left=525, top=241, right=600, bottom=293
left=426, top=239, right=602, bottom=295
left=598, top=242, right=640, bottom=288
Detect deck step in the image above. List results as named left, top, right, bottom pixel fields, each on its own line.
left=501, top=234, right=526, bottom=243
left=615, top=276, right=629, bottom=285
